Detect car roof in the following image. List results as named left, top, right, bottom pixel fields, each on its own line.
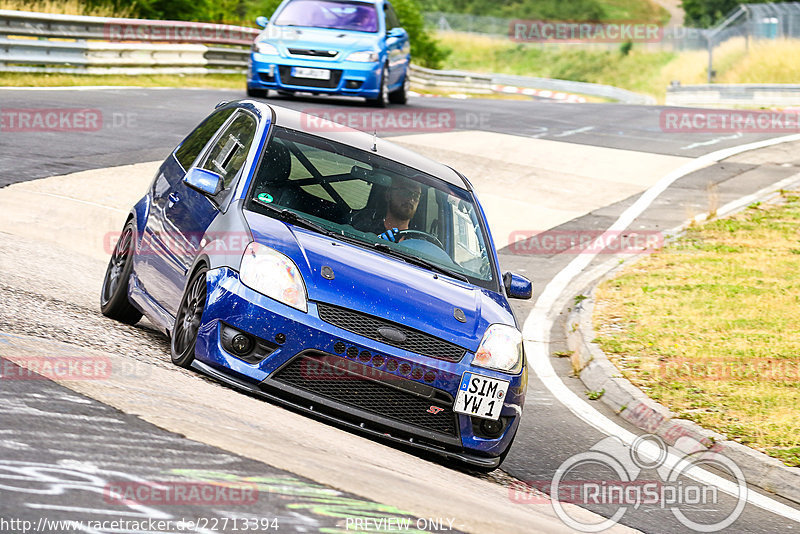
left=244, top=100, right=469, bottom=190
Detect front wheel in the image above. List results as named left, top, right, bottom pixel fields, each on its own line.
left=246, top=86, right=268, bottom=98
left=171, top=267, right=208, bottom=368
left=100, top=220, right=143, bottom=325
left=367, top=65, right=388, bottom=108
left=388, top=70, right=409, bottom=105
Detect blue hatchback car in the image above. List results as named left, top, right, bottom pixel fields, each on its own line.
left=101, top=100, right=532, bottom=470
left=246, top=0, right=410, bottom=106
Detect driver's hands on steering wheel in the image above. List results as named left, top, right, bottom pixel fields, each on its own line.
left=378, top=228, right=400, bottom=242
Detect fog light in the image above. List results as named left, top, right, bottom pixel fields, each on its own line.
left=480, top=418, right=504, bottom=438
left=221, top=325, right=254, bottom=357
left=231, top=334, right=252, bottom=355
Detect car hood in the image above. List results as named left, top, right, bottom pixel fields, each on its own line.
left=264, top=26, right=380, bottom=55
left=243, top=212, right=516, bottom=352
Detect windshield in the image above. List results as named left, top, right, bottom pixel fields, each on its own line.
left=245, top=127, right=498, bottom=291
left=273, top=0, right=379, bottom=33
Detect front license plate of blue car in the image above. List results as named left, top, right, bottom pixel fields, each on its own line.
left=291, top=67, right=330, bottom=80
left=454, top=372, right=509, bottom=420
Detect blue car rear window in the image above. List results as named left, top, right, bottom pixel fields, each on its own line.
left=273, top=0, right=379, bottom=33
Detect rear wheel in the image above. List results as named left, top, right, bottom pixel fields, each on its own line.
left=171, top=267, right=208, bottom=368
left=388, top=70, right=409, bottom=105
left=100, top=220, right=143, bottom=325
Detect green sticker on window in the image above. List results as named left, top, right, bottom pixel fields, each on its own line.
left=257, top=192, right=274, bottom=204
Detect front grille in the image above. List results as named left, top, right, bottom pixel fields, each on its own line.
left=317, top=303, right=466, bottom=363
left=278, top=66, right=342, bottom=89
left=271, top=353, right=458, bottom=437
left=287, top=48, right=338, bottom=58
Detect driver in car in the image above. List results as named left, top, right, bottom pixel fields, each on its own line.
left=352, top=176, right=422, bottom=242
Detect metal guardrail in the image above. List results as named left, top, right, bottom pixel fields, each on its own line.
left=0, top=9, right=258, bottom=45
left=0, top=9, right=653, bottom=103
left=666, top=84, right=800, bottom=107
left=409, top=64, right=655, bottom=104
left=0, top=9, right=257, bottom=73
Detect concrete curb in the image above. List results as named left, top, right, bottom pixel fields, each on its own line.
left=565, top=250, right=800, bottom=506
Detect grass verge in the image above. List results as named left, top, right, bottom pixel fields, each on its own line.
left=0, top=72, right=244, bottom=89
left=436, top=33, right=800, bottom=102
left=593, top=192, right=800, bottom=466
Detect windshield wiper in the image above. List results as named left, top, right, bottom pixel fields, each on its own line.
left=372, top=242, right=470, bottom=283
left=254, top=199, right=339, bottom=238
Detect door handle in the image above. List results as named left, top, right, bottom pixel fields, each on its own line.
left=168, top=192, right=180, bottom=205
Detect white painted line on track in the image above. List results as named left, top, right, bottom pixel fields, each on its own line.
left=554, top=126, right=595, bottom=138
left=523, top=133, right=800, bottom=523
left=681, top=133, right=743, bottom=150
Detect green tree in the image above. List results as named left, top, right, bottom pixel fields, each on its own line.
left=392, top=0, right=448, bottom=68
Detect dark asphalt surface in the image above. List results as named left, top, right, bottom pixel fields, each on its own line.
left=1, top=87, right=798, bottom=533
left=0, top=347, right=442, bottom=534
left=0, top=87, right=778, bottom=187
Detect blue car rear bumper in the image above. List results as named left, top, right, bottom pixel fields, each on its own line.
left=193, top=267, right=524, bottom=464
left=248, top=53, right=383, bottom=97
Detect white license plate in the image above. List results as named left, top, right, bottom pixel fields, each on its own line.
left=454, top=372, right=509, bottom=421
left=291, top=67, right=330, bottom=80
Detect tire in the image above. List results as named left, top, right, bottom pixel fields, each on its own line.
left=367, top=64, right=389, bottom=108
left=171, top=266, right=208, bottom=368
left=388, top=70, right=409, bottom=105
left=246, top=86, right=268, bottom=98
left=100, top=220, right=143, bottom=325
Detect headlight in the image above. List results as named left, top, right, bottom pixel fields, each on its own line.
left=472, top=324, right=524, bottom=373
left=346, top=50, right=379, bottom=62
left=240, top=242, right=307, bottom=312
left=253, top=41, right=279, bottom=55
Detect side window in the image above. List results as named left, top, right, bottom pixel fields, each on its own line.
left=174, top=108, right=235, bottom=170
left=200, top=112, right=258, bottom=190
left=384, top=2, right=400, bottom=30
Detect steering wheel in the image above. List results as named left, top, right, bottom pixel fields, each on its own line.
left=396, top=229, right=445, bottom=250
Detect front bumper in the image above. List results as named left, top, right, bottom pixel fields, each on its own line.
left=194, top=267, right=526, bottom=464
left=247, top=53, right=383, bottom=97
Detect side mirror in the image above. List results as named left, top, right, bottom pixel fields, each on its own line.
left=184, top=168, right=223, bottom=197
left=255, top=16, right=269, bottom=28
left=503, top=272, right=533, bottom=300
left=387, top=27, right=406, bottom=38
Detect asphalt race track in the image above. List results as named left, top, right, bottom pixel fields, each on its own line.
left=1, top=87, right=799, bottom=534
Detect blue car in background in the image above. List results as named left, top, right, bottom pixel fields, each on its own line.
left=246, top=0, right=411, bottom=106
left=101, top=100, right=532, bottom=470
